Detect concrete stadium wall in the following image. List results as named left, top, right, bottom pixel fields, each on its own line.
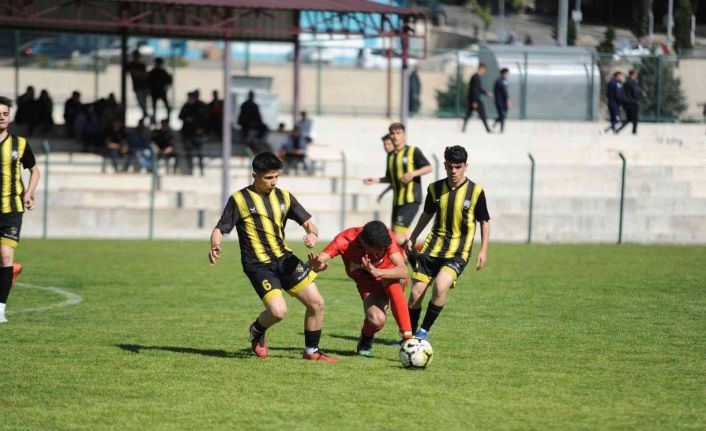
left=19, top=117, right=706, bottom=244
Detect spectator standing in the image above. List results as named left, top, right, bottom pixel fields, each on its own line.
left=462, top=63, right=493, bottom=133
left=63, top=91, right=82, bottom=137
left=126, top=50, right=150, bottom=122
left=149, top=57, right=172, bottom=123
left=492, top=68, right=511, bottom=133
left=604, top=71, right=626, bottom=134
left=617, top=69, right=640, bottom=135
left=409, top=66, right=421, bottom=115
left=208, top=90, right=223, bottom=139
left=14, top=86, right=34, bottom=127
left=237, top=90, right=265, bottom=147
left=179, top=91, right=208, bottom=176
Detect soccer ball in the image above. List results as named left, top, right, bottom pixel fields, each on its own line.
left=399, top=337, right=433, bottom=369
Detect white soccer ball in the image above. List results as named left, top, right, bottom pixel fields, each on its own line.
left=399, top=337, right=433, bottom=369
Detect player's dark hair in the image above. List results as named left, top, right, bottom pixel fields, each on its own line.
left=388, top=122, right=405, bottom=133
left=360, top=221, right=392, bottom=248
left=444, top=145, right=467, bottom=164
left=0, top=96, right=13, bottom=109
left=629, top=69, right=638, bottom=77
left=613, top=71, right=623, bottom=77
left=500, top=68, right=509, bottom=74
left=252, top=152, right=283, bottom=173
left=381, top=133, right=391, bottom=142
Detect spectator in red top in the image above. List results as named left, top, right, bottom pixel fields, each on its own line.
left=308, top=221, right=412, bottom=357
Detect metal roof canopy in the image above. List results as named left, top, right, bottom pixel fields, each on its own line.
left=0, top=0, right=427, bottom=44
left=1, top=0, right=426, bottom=207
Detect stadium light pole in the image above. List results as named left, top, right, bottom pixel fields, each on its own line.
left=221, top=37, right=233, bottom=206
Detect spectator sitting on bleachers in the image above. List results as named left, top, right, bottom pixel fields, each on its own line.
left=152, top=118, right=178, bottom=174
left=63, top=91, right=82, bottom=137
left=282, top=126, right=309, bottom=175
left=296, top=110, right=314, bottom=143
left=78, top=104, right=105, bottom=152
left=268, top=122, right=289, bottom=155
left=123, top=119, right=153, bottom=173
left=105, top=119, right=126, bottom=172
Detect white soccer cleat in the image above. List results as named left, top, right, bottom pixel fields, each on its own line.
left=0, top=313, right=7, bottom=323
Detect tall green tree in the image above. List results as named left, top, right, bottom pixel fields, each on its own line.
left=638, top=56, right=687, bottom=120
left=436, top=73, right=468, bottom=115
left=673, top=0, right=694, bottom=53
left=631, top=0, right=650, bottom=40
left=596, top=26, right=616, bottom=54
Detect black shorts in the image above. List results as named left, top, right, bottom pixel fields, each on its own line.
left=391, top=203, right=420, bottom=233
left=0, top=212, right=23, bottom=248
left=412, top=253, right=467, bottom=284
left=243, top=253, right=317, bottom=305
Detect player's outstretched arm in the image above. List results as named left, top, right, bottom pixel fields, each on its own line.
left=399, top=164, right=433, bottom=185
left=407, top=211, right=433, bottom=251
left=476, top=221, right=490, bottom=271
left=24, top=165, right=40, bottom=210
left=362, top=252, right=408, bottom=280
left=307, top=252, right=331, bottom=273
left=301, top=219, right=319, bottom=248
left=209, top=228, right=223, bottom=267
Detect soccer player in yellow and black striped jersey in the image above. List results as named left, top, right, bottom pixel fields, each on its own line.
left=405, top=145, right=490, bottom=340
left=0, top=96, right=40, bottom=324
left=208, top=152, right=335, bottom=362
left=363, top=123, right=432, bottom=247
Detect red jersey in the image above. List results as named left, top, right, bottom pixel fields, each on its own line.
left=322, top=226, right=402, bottom=288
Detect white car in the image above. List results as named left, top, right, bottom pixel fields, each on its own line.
left=94, top=41, right=155, bottom=60
left=613, top=44, right=653, bottom=61
left=356, top=47, right=418, bottom=69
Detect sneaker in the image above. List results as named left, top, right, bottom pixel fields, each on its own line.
left=356, top=347, right=373, bottom=357
left=11, top=263, right=22, bottom=287
left=302, top=350, right=337, bottom=363
left=414, top=328, right=429, bottom=341
left=0, top=313, right=6, bottom=323
left=249, top=324, right=268, bottom=359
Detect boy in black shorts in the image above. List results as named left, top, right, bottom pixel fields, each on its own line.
left=209, top=152, right=335, bottom=362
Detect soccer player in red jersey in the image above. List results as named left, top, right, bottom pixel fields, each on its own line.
left=308, top=221, right=412, bottom=356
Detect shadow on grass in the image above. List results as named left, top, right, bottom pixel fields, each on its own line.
left=117, top=344, right=251, bottom=359
left=328, top=332, right=399, bottom=346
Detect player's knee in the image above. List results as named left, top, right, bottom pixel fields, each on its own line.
left=366, top=310, right=386, bottom=328
left=306, top=291, right=325, bottom=313
left=269, top=302, right=288, bottom=321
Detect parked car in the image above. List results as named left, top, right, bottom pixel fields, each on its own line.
left=21, top=38, right=83, bottom=59
left=356, top=47, right=418, bottom=69
left=94, top=40, right=155, bottom=60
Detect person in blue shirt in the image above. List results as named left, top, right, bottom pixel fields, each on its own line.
left=492, top=68, right=511, bottom=133
left=604, top=71, right=626, bottom=134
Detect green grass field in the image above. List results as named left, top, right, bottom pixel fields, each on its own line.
left=1, top=240, right=705, bottom=430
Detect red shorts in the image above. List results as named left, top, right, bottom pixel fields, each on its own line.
left=355, top=277, right=409, bottom=300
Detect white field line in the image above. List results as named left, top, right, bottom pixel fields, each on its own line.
left=7, top=282, right=83, bottom=314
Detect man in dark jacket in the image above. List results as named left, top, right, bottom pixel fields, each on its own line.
left=237, top=90, right=266, bottom=146
left=179, top=90, right=209, bottom=176
left=462, top=63, right=493, bottom=133
left=492, top=68, right=511, bottom=133
left=149, top=57, right=172, bottom=123
left=617, top=69, right=640, bottom=135
left=604, top=71, right=626, bottom=134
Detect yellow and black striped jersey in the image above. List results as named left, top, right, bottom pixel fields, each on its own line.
left=0, top=134, right=36, bottom=214
left=420, top=178, right=490, bottom=261
left=383, top=145, right=430, bottom=206
left=215, top=186, right=311, bottom=264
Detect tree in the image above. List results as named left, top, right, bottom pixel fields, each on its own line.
left=468, top=0, right=493, bottom=41
left=673, top=0, right=694, bottom=53
left=436, top=73, right=468, bottom=115
left=638, top=56, right=687, bottom=120
left=596, top=26, right=616, bottom=54
left=631, top=0, right=650, bottom=40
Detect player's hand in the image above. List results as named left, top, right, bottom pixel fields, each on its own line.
left=399, top=172, right=414, bottom=185
left=360, top=256, right=378, bottom=277
left=208, top=245, right=221, bottom=267
left=363, top=177, right=378, bottom=185
left=404, top=239, right=415, bottom=252
left=23, top=194, right=35, bottom=210
left=303, top=232, right=317, bottom=248
left=307, top=252, right=328, bottom=272
left=476, top=249, right=487, bottom=271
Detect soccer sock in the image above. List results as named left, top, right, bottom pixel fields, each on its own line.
left=251, top=318, right=268, bottom=336
left=0, top=266, right=13, bottom=304
left=420, top=301, right=444, bottom=332
left=384, top=283, right=412, bottom=335
left=409, top=307, right=422, bottom=333
left=304, top=329, right=322, bottom=355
